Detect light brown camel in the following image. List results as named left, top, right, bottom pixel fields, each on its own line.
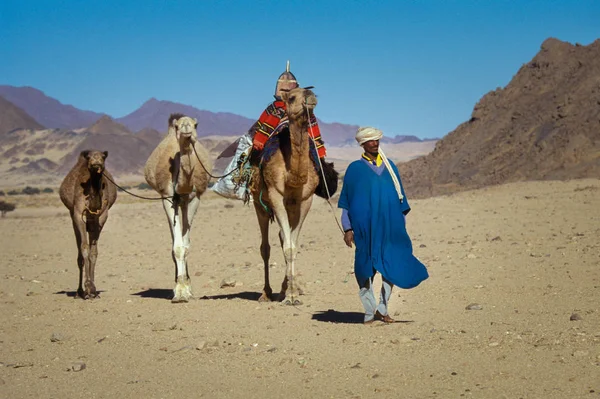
left=59, top=150, right=117, bottom=299
left=249, top=87, right=321, bottom=305
left=144, top=113, right=211, bottom=303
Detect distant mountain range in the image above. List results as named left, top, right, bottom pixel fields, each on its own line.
left=0, top=87, right=433, bottom=185
left=0, top=85, right=431, bottom=146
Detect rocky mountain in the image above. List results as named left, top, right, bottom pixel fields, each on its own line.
left=116, top=98, right=255, bottom=137
left=0, top=95, right=45, bottom=135
left=56, top=117, right=156, bottom=175
left=399, top=38, right=600, bottom=198
left=0, top=85, right=105, bottom=129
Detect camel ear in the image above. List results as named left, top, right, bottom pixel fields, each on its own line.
left=193, top=118, right=198, bottom=128
left=171, top=118, right=179, bottom=128
left=102, top=151, right=108, bottom=159
left=81, top=150, right=90, bottom=159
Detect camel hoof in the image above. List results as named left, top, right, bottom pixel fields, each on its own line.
left=172, top=279, right=192, bottom=303
left=282, top=298, right=302, bottom=306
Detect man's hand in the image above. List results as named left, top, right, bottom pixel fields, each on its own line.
left=343, top=230, right=354, bottom=248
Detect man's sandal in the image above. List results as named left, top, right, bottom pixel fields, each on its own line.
left=375, top=311, right=396, bottom=323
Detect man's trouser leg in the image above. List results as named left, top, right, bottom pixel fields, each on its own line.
left=376, top=276, right=393, bottom=316
left=358, top=277, right=377, bottom=323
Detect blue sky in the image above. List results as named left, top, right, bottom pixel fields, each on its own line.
left=1, top=1, right=599, bottom=139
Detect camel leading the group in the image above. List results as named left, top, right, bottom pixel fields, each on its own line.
left=144, top=114, right=212, bottom=303
left=249, top=87, right=326, bottom=305
left=59, top=150, right=117, bottom=299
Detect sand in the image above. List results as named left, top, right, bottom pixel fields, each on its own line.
left=0, top=178, right=599, bottom=398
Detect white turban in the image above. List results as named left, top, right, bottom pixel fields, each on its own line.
left=355, top=126, right=383, bottom=145
left=354, top=126, right=404, bottom=202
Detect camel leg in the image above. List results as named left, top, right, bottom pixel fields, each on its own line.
left=70, top=213, right=86, bottom=299
left=180, top=195, right=198, bottom=291
left=253, top=202, right=273, bottom=302
left=162, top=198, right=192, bottom=303
left=71, top=210, right=91, bottom=299
left=268, top=190, right=298, bottom=305
left=278, top=196, right=311, bottom=305
left=285, top=196, right=313, bottom=301
left=85, top=219, right=100, bottom=299
left=85, top=211, right=108, bottom=299
left=183, top=194, right=201, bottom=249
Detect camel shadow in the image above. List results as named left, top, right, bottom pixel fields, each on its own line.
left=131, top=289, right=262, bottom=302
left=198, top=291, right=262, bottom=302
left=54, top=290, right=105, bottom=298
left=132, top=288, right=173, bottom=300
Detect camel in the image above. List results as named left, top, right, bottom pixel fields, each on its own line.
left=249, top=86, right=333, bottom=305
left=144, top=114, right=211, bottom=303
left=59, top=150, right=117, bottom=299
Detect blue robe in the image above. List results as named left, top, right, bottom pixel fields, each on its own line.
left=338, top=160, right=429, bottom=289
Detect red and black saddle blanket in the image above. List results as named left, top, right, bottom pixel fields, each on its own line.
left=257, top=120, right=339, bottom=199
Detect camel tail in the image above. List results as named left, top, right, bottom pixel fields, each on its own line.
left=314, top=161, right=339, bottom=199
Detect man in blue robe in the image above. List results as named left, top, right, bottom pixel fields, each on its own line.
left=338, top=127, right=429, bottom=324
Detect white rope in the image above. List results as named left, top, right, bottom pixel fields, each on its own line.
left=306, top=108, right=345, bottom=235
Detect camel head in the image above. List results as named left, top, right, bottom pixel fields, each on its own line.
left=280, top=87, right=317, bottom=120
left=171, top=115, right=198, bottom=143
left=81, top=150, right=108, bottom=175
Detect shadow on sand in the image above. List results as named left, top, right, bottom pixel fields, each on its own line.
left=130, top=289, right=262, bottom=302
left=311, top=309, right=365, bottom=324
left=198, top=291, right=262, bottom=302
left=311, top=309, right=416, bottom=325
left=54, top=290, right=105, bottom=298
left=132, top=288, right=173, bottom=300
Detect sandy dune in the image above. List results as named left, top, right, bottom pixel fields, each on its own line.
left=0, top=178, right=599, bottom=398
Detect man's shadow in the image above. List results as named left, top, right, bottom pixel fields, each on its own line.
left=311, top=309, right=365, bottom=324
left=311, top=309, right=415, bottom=324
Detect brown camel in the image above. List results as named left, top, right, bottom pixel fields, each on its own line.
left=249, top=87, right=322, bottom=305
left=144, top=114, right=211, bottom=303
left=59, top=150, right=117, bottom=299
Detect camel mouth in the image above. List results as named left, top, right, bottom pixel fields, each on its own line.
left=90, top=165, right=104, bottom=174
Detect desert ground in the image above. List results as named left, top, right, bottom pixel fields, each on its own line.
left=0, top=177, right=599, bottom=399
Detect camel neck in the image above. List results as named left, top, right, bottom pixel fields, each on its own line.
left=86, top=172, right=104, bottom=211
left=89, top=171, right=102, bottom=189
left=287, top=117, right=310, bottom=187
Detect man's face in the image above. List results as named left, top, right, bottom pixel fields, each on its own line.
left=362, top=139, right=380, bottom=154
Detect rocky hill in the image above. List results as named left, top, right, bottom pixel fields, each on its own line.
left=0, top=95, right=45, bottom=135
left=399, top=38, right=600, bottom=198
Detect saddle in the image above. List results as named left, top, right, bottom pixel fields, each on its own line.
left=250, top=119, right=339, bottom=199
